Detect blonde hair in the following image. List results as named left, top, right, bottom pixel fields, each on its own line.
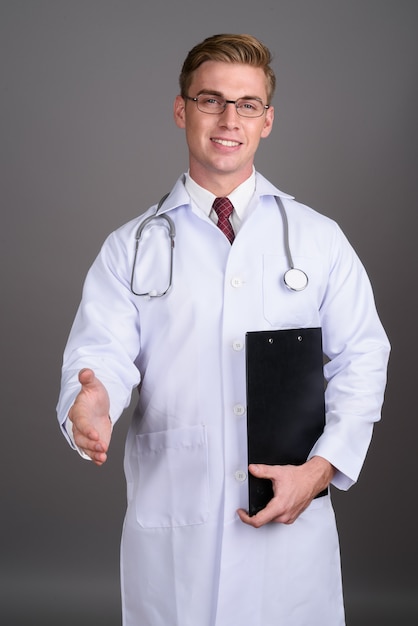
left=179, top=33, right=276, bottom=104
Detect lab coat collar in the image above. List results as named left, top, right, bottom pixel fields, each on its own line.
left=255, top=171, right=294, bottom=201
left=154, top=172, right=294, bottom=216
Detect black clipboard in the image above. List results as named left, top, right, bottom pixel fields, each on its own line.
left=245, top=327, right=327, bottom=516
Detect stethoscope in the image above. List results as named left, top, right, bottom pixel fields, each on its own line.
left=276, top=196, right=309, bottom=292
left=130, top=194, right=308, bottom=297
left=130, top=193, right=173, bottom=297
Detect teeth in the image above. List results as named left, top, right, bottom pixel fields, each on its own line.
left=212, top=138, right=240, bottom=147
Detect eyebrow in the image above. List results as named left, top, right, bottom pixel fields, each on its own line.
left=196, top=89, right=263, bottom=101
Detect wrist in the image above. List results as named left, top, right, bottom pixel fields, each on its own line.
left=305, top=456, right=336, bottom=496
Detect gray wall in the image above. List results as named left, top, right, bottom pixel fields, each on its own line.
left=2, top=1, right=417, bottom=624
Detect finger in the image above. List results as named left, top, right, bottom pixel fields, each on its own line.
left=237, top=508, right=255, bottom=525
left=75, top=435, right=108, bottom=464
left=69, top=411, right=100, bottom=441
left=238, top=505, right=292, bottom=527
left=81, top=448, right=108, bottom=466
left=237, top=507, right=275, bottom=528
left=90, top=450, right=108, bottom=466
left=71, top=416, right=104, bottom=446
left=238, top=489, right=296, bottom=527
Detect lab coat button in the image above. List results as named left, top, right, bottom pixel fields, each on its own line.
left=231, top=276, right=243, bottom=288
left=234, top=470, right=247, bottom=482
left=233, top=404, right=245, bottom=416
left=232, top=340, right=244, bottom=351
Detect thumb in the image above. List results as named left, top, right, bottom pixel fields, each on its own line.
left=248, top=463, right=277, bottom=480
left=249, top=463, right=274, bottom=479
left=78, top=367, right=96, bottom=387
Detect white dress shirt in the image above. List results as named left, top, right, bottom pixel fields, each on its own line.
left=184, top=169, right=256, bottom=236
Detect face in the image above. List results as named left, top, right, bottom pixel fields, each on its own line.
left=174, top=61, right=274, bottom=195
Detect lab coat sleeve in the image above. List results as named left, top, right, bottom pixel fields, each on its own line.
left=310, top=222, right=390, bottom=490
left=56, top=226, right=141, bottom=452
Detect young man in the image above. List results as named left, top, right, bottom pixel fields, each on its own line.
left=57, top=34, right=390, bottom=625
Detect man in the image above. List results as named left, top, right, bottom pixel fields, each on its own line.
left=57, top=34, right=390, bottom=625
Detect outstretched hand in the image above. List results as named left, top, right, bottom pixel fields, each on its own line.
left=68, top=368, right=112, bottom=466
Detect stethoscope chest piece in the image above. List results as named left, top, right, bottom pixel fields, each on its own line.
left=284, top=267, right=309, bottom=292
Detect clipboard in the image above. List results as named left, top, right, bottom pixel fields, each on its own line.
left=245, top=327, right=327, bottom=516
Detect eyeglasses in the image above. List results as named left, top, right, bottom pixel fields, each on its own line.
left=185, top=93, right=270, bottom=118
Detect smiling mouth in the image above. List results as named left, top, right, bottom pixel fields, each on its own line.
left=211, top=138, right=241, bottom=147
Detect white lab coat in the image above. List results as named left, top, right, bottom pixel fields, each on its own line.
left=57, top=173, right=390, bottom=626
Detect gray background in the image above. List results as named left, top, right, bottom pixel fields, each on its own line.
left=1, top=1, right=417, bottom=624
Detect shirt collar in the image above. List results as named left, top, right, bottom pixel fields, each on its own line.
left=153, top=171, right=294, bottom=217
left=184, top=169, right=256, bottom=222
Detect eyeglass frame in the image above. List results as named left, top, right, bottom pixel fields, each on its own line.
left=184, top=93, right=270, bottom=118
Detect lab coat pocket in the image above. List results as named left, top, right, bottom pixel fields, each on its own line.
left=135, top=424, right=209, bottom=528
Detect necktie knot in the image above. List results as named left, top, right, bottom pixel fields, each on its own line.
left=212, top=197, right=235, bottom=244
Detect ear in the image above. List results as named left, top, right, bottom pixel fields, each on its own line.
left=261, top=105, right=274, bottom=139
left=174, top=95, right=186, bottom=129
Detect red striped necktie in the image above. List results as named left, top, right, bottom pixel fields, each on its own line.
left=212, top=197, right=235, bottom=244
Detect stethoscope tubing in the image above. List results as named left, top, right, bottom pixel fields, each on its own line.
left=276, top=196, right=309, bottom=292
left=130, top=194, right=308, bottom=296
left=130, top=194, right=175, bottom=297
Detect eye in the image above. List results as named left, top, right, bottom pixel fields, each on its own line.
left=201, top=95, right=222, bottom=106
left=238, top=100, right=260, bottom=111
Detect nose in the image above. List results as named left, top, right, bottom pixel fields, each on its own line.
left=219, top=102, right=241, bottom=127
